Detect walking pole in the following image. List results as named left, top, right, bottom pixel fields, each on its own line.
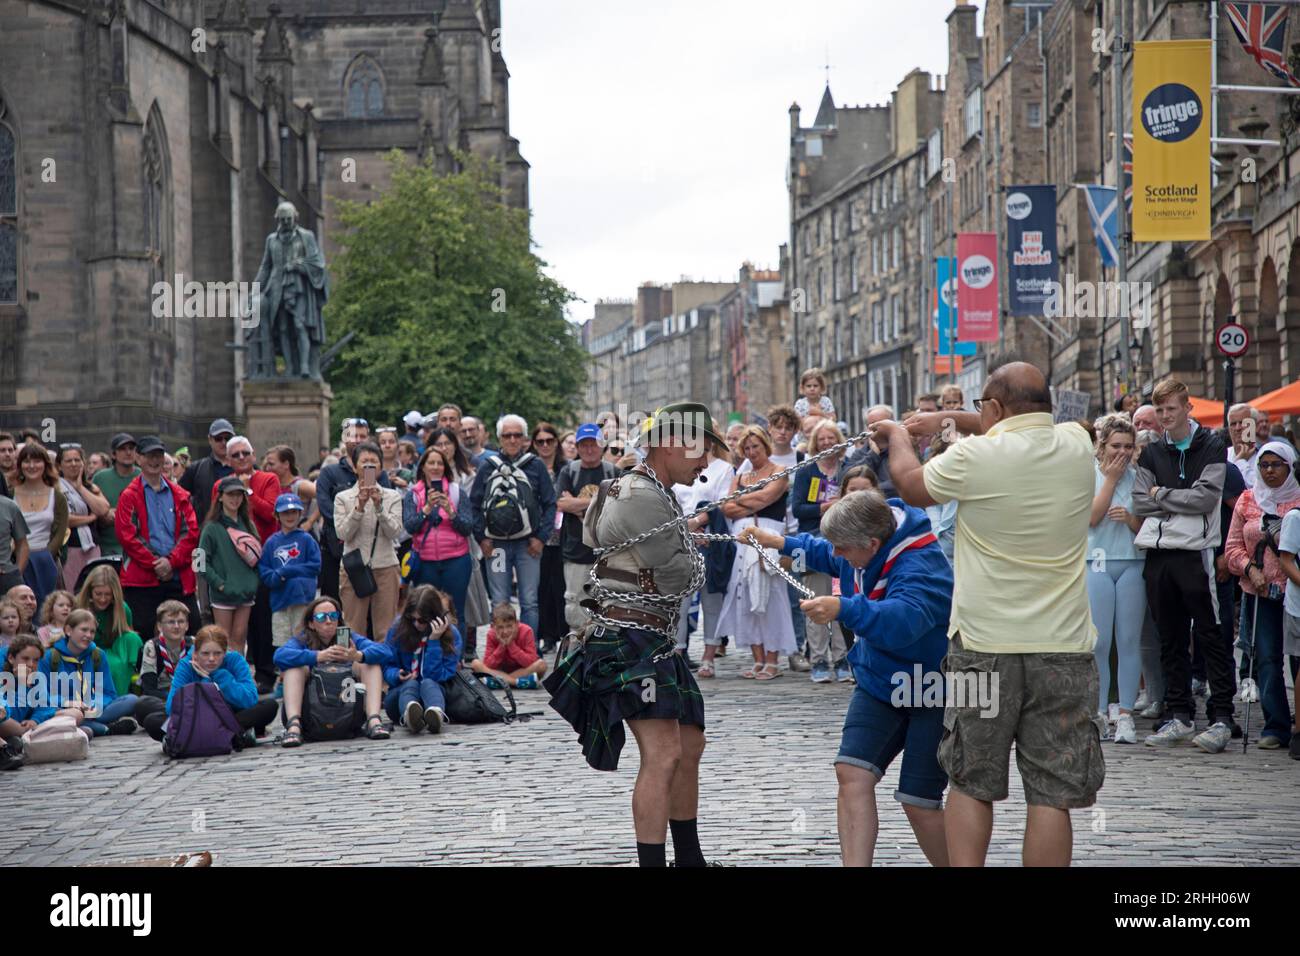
left=1242, top=590, right=1258, bottom=754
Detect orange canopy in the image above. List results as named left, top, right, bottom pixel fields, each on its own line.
left=1188, top=395, right=1224, bottom=427
left=1252, top=380, right=1300, bottom=420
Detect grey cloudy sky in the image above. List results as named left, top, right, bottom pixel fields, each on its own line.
left=503, top=0, right=984, bottom=321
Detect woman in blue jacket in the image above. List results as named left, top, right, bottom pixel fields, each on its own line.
left=380, top=585, right=461, bottom=734
left=33, top=608, right=140, bottom=735
left=139, top=624, right=278, bottom=744
left=273, top=596, right=391, bottom=746
left=742, top=489, right=954, bottom=868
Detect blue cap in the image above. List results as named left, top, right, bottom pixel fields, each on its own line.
left=576, top=423, right=603, bottom=443
left=275, top=493, right=305, bottom=513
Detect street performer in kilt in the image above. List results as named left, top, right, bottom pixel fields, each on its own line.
left=544, top=402, right=727, bottom=867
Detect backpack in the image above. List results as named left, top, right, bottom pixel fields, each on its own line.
left=21, top=714, right=89, bottom=764
left=163, top=681, right=242, bottom=758
left=481, top=453, right=539, bottom=540
left=443, top=669, right=517, bottom=724
left=301, top=662, right=364, bottom=741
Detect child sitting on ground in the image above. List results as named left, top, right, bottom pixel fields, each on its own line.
left=133, top=600, right=194, bottom=729
left=793, top=367, right=835, bottom=423
left=470, top=603, right=546, bottom=689
left=36, top=590, right=74, bottom=648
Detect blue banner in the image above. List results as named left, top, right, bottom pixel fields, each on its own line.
left=1005, top=185, right=1058, bottom=316
left=935, top=257, right=977, bottom=356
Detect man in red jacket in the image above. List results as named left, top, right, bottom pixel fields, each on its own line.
left=116, top=435, right=201, bottom=646
left=211, top=436, right=280, bottom=541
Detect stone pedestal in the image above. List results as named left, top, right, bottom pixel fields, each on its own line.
left=241, top=379, right=332, bottom=465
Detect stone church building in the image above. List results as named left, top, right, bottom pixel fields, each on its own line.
left=0, top=0, right=528, bottom=452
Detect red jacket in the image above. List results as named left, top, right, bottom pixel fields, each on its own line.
left=484, top=623, right=539, bottom=672
left=116, top=474, right=201, bottom=592
left=211, top=469, right=280, bottom=541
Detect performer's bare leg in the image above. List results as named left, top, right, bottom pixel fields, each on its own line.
left=669, top=724, right=705, bottom=819
left=627, top=717, right=680, bottom=844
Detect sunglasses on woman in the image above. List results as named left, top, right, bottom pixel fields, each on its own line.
left=312, top=610, right=341, bottom=623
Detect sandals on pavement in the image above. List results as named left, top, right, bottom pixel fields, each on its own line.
left=364, top=714, right=391, bottom=740
left=697, top=662, right=715, bottom=679
left=740, top=663, right=761, bottom=679
left=754, top=663, right=782, bottom=681
left=281, top=715, right=304, bottom=748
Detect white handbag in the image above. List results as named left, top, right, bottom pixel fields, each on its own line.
left=21, top=714, right=90, bottom=764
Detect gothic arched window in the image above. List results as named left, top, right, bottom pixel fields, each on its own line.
left=143, top=106, right=172, bottom=333
left=345, top=56, right=385, bottom=118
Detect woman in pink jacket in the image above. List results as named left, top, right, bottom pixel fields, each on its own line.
left=1224, top=440, right=1300, bottom=750
left=401, top=446, right=473, bottom=629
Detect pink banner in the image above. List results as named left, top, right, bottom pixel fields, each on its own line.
left=956, top=232, right=999, bottom=342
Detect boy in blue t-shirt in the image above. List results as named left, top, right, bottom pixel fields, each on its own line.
left=258, top=494, right=322, bottom=651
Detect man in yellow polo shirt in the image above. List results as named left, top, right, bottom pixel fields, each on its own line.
left=871, top=361, right=1102, bottom=867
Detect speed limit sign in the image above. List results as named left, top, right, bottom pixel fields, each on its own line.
left=1215, top=322, right=1249, bottom=358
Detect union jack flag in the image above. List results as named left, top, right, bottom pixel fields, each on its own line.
left=1224, top=3, right=1300, bottom=87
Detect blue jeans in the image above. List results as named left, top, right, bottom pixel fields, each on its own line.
left=383, top=679, right=446, bottom=724
left=412, top=553, right=472, bottom=628
left=1242, top=593, right=1292, bottom=744
left=83, top=693, right=140, bottom=736
left=835, top=685, right=947, bottom=809
left=1088, top=559, right=1146, bottom=711
left=485, top=539, right=541, bottom=634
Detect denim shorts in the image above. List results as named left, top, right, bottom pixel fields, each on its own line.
left=835, top=684, right=947, bottom=809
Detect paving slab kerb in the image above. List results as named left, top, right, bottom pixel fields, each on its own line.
left=5, top=652, right=1297, bottom=866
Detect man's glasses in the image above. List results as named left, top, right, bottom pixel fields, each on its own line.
left=972, top=396, right=996, bottom=412
left=501, top=432, right=525, bottom=440
left=312, top=611, right=341, bottom=623
left=342, top=418, right=369, bottom=429
left=230, top=450, right=253, bottom=459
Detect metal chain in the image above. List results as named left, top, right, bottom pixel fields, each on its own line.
left=690, top=531, right=815, bottom=599
left=585, top=429, right=871, bottom=650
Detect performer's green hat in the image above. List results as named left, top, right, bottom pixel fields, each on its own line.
left=633, top=402, right=728, bottom=454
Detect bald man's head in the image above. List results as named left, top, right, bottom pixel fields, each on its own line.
left=985, top=362, right=1053, bottom=417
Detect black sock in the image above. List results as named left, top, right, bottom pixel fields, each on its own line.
left=669, top=818, right=706, bottom=867
left=636, top=841, right=667, bottom=867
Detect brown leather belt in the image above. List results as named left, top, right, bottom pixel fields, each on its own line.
left=594, top=560, right=658, bottom=594
left=600, top=605, right=672, bottom=629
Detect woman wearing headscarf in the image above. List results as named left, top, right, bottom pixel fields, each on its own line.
left=1224, top=440, right=1300, bottom=752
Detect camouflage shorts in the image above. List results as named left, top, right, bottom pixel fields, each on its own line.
left=937, top=634, right=1106, bottom=809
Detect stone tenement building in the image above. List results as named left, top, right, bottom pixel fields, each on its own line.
left=788, top=70, right=943, bottom=432
left=0, top=0, right=528, bottom=452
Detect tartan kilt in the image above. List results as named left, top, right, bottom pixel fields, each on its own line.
left=543, top=624, right=705, bottom=772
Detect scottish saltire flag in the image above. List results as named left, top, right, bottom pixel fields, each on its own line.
left=1224, top=3, right=1300, bottom=86
left=1081, top=185, right=1119, bottom=267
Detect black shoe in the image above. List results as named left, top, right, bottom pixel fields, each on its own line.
left=0, top=739, right=23, bottom=772
left=255, top=673, right=276, bottom=695
left=106, top=717, right=137, bottom=736
left=1289, top=736, right=1300, bottom=760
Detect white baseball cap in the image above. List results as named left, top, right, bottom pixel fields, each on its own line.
left=403, top=410, right=423, bottom=428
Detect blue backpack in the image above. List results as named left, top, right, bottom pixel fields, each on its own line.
left=163, top=681, right=242, bottom=758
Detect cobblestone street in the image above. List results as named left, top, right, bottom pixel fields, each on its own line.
left=5, top=649, right=1297, bottom=867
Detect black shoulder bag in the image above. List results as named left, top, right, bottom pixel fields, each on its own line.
left=341, top=505, right=381, bottom=599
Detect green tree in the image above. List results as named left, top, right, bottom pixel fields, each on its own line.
left=324, top=151, right=586, bottom=433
